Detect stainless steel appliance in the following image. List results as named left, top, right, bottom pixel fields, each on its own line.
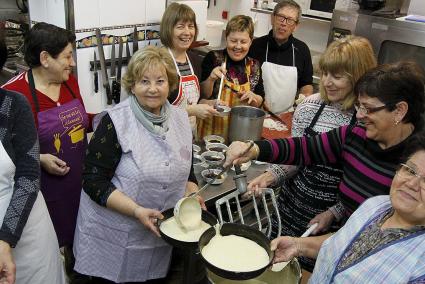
left=328, top=8, right=425, bottom=70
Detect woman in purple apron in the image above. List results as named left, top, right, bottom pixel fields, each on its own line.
left=2, top=22, right=91, bottom=280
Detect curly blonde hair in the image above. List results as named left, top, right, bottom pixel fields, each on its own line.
left=121, top=46, right=178, bottom=94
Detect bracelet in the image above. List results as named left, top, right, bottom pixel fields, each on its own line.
left=245, top=140, right=259, bottom=159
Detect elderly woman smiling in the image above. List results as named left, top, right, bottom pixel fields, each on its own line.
left=73, top=46, right=199, bottom=283
left=272, top=132, right=425, bottom=283
left=224, top=61, right=425, bottom=230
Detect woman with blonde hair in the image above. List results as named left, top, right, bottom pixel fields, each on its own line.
left=198, top=15, right=265, bottom=141
left=160, top=3, right=219, bottom=140
left=73, top=46, right=201, bottom=283
left=247, top=36, right=377, bottom=271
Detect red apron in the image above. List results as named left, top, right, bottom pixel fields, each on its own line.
left=168, top=49, right=200, bottom=139
left=28, top=69, right=89, bottom=247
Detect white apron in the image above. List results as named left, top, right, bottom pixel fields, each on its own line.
left=168, top=48, right=201, bottom=138
left=262, top=42, right=297, bottom=113
left=0, top=141, right=65, bottom=284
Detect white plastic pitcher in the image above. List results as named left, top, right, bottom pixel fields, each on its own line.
left=206, top=20, right=224, bottom=47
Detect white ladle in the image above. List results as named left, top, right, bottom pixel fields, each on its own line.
left=214, top=62, right=226, bottom=112
left=271, top=223, right=319, bottom=272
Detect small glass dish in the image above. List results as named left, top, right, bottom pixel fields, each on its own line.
left=205, top=143, right=228, bottom=154
left=203, top=135, right=225, bottom=146
left=193, top=144, right=201, bottom=154
left=215, top=105, right=231, bottom=116
left=201, top=168, right=227, bottom=185
left=201, top=151, right=225, bottom=167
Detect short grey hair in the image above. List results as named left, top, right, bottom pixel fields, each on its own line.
left=273, top=0, right=302, bottom=21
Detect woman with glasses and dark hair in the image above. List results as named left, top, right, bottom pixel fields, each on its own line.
left=271, top=131, right=425, bottom=283
left=246, top=36, right=377, bottom=272
left=224, top=61, right=425, bottom=233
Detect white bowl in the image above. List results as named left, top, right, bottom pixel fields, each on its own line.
left=193, top=144, right=201, bottom=154
left=201, top=151, right=225, bottom=166
left=231, top=161, right=252, bottom=172
left=203, top=135, right=225, bottom=145
left=201, top=168, right=227, bottom=185
left=205, top=143, right=228, bottom=154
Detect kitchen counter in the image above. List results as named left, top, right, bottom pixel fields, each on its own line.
left=199, top=111, right=293, bottom=205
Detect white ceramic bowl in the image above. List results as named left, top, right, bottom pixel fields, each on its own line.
left=193, top=144, right=201, bottom=154
left=201, top=151, right=225, bottom=167
left=203, top=135, right=225, bottom=146
left=205, top=143, right=228, bottom=154
left=201, top=168, right=228, bottom=185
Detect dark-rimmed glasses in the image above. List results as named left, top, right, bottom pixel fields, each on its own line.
left=354, top=102, right=396, bottom=115
left=273, top=14, right=298, bottom=26
left=398, top=163, right=425, bottom=191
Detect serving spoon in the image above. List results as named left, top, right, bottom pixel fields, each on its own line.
left=214, top=62, right=226, bottom=112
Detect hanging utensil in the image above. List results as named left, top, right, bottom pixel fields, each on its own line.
left=133, top=26, right=139, bottom=54
left=95, top=29, right=112, bottom=105
left=93, top=51, right=98, bottom=93
left=113, top=37, right=123, bottom=104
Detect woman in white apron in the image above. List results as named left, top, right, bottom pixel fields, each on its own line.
left=0, top=41, right=65, bottom=283
left=160, top=3, right=219, bottom=140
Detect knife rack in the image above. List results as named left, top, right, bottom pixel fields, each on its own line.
left=89, top=58, right=130, bottom=72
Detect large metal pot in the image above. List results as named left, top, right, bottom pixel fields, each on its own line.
left=229, top=106, right=265, bottom=143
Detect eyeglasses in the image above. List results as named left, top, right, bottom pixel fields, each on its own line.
left=273, top=14, right=298, bottom=26
left=398, top=163, right=425, bottom=191
left=354, top=102, right=396, bottom=115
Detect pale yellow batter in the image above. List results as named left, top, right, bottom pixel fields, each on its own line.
left=202, top=235, right=270, bottom=272
left=160, top=217, right=211, bottom=242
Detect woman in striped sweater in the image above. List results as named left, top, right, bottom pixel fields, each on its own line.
left=224, top=61, right=425, bottom=231
left=246, top=36, right=376, bottom=272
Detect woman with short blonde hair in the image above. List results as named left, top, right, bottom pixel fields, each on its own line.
left=319, top=36, right=377, bottom=110
left=73, top=45, right=201, bottom=283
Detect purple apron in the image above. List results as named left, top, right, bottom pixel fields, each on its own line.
left=28, top=69, right=89, bottom=247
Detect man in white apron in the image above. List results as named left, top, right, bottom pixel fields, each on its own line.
left=249, top=0, right=314, bottom=113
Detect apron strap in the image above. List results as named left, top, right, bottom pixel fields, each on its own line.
left=167, top=48, right=194, bottom=76
left=292, top=44, right=295, bottom=67
left=349, top=110, right=357, bottom=126
left=28, top=69, right=77, bottom=113
left=309, top=102, right=326, bottom=128
left=28, top=69, right=40, bottom=113
left=265, top=42, right=269, bottom=62
left=304, top=102, right=326, bottom=136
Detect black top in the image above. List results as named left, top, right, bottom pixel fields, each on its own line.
left=168, top=50, right=203, bottom=105
left=82, top=114, right=197, bottom=206
left=249, top=31, right=313, bottom=90
left=0, top=89, right=40, bottom=247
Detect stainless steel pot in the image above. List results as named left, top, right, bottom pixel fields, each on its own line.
left=228, top=106, right=265, bottom=143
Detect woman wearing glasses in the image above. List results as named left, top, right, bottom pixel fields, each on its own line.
left=272, top=132, right=425, bottom=283
left=246, top=36, right=376, bottom=272
left=224, top=61, right=424, bottom=232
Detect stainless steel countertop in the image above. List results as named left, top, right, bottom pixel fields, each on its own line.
left=199, top=162, right=269, bottom=206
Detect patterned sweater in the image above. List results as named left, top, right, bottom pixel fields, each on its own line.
left=0, top=88, right=40, bottom=247
left=257, top=125, right=411, bottom=214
